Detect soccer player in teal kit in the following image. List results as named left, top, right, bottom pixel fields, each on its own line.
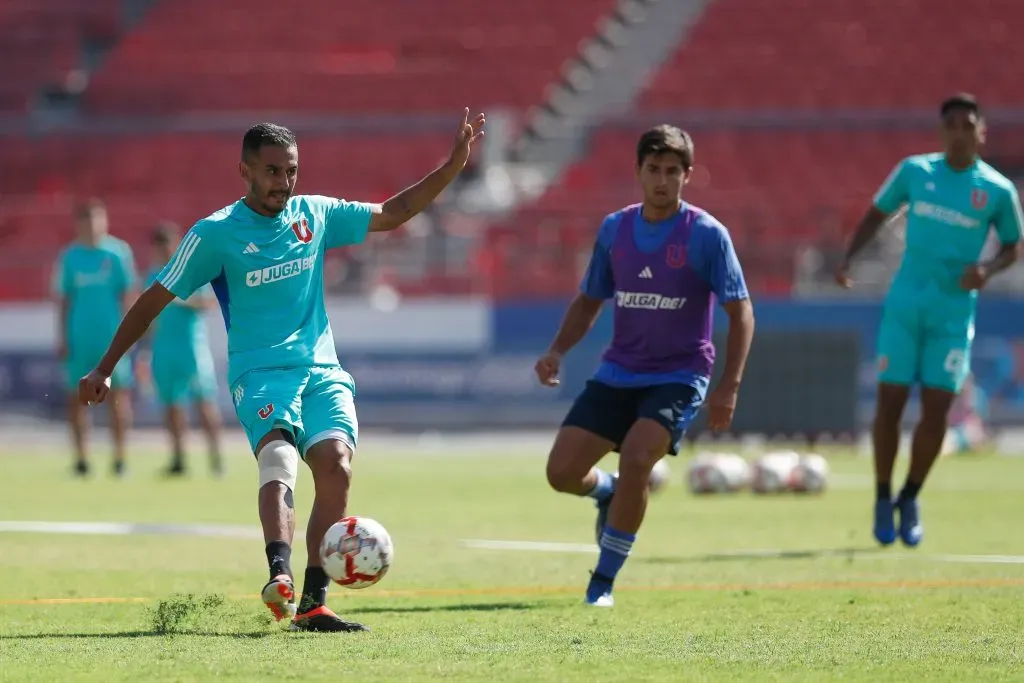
left=79, top=110, right=485, bottom=632
left=53, top=199, right=136, bottom=477
left=837, top=94, right=1023, bottom=547
left=142, top=223, right=223, bottom=477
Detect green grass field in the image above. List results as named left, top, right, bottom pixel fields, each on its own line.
left=2, top=434, right=1023, bottom=682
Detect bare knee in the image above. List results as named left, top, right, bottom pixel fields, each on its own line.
left=546, top=456, right=584, bottom=493
left=307, top=441, right=354, bottom=492
left=920, top=389, right=955, bottom=430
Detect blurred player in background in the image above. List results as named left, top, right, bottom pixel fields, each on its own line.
left=52, top=199, right=136, bottom=477
left=79, top=110, right=485, bottom=632
left=837, top=94, right=1023, bottom=547
left=140, top=222, right=223, bottom=477
left=535, top=125, right=755, bottom=607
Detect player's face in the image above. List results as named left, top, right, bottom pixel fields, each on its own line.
left=240, top=144, right=298, bottom=216
left=151, top=240, right=175, bottom=264
left=637, top=152, right=690, bottom=210
left=941, top=108, right=985, bottom=160
left=75, top=208, right=108, bottom=244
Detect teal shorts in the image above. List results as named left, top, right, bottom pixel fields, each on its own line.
left=876, top=300, right=972, bottom=393
left=64, top=341, right=133, bottom=392
left=152, top=347, right=218, bottom=407
left=230, top=365, right=358, bottom=457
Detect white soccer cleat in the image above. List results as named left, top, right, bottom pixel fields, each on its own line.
left=261, top=574, right=296, bottom=622
left=585, top=593, right=615, bottom=608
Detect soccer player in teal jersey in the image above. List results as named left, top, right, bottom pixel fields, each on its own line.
left=79, top=110, right=485, bottom=632
left=52, top=199, right=137, bottom=477
left=837, top=94, right=1023, bottom=547
left=141, top=222, right=223, bottom=478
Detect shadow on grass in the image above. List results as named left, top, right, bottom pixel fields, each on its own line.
left=638, top=546, right=881, bottom=565
left=346, top=601, right=543, bottom=615
left=0, top=630, right=273, bottom=640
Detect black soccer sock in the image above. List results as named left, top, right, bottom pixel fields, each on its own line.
left=298, top=566, right=330, bottom=613
left=265, top=540, right=292, bottom=580
left=876, top=482, right=892, bottom=501
left=897, top=480, right=922, bottom=503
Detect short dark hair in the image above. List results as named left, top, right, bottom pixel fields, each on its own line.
left=241, top=122, right=297, bottom=161
left=636, top=125, right=694, bottom=170
left=75, top=197, right=106, bottom=219
left=151, top=221, right=180, bottom=245
left=940, top=93, right=981, bottom=118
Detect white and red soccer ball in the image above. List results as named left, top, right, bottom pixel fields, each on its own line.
left=319, top=516, right=394, bottom=589
left=751, top=451, right=829, bottom=494
left=686, top=452, right=751, bottom=494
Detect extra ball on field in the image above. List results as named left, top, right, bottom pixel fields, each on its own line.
left=751, top=451, right=800, bottom=494
left=648, top=458, right=671, bottom=493
left=319, top=516, right=394, bottom=589
left=790, top=453, right=829, bottom=494
left=686, top=452, right=750, bottom=494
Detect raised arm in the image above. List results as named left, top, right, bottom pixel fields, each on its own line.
left=367, top=109, right=485, bottom=234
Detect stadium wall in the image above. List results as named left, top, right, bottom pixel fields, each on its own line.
left=2, top=298, right=1024, bottom=431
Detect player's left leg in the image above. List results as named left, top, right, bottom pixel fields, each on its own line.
left=290, top=367, right=367, bottom=633
left=195, top=399, right=224, bottom=476
left=106, top=356, right=135, bottom=477
left=154, top=355, right=191, bottom=475
left=900, top=330, right=971, bottom=546
left=587, top=384, right=699, bottom=607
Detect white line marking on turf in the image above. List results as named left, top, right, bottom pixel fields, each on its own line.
left=0, top=521, right=262, bottom=539
left=460, top=539, right=1024, bottom=565
left=461, top=539, right=597, bottom=553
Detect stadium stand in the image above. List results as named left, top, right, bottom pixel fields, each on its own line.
left=639, top=0, right=1024, bottom=111
left=84, top=0, right=618, bottom=115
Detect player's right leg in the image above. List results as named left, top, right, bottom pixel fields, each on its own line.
left=107, top=356, right=134, bottom=477
left=66, top=394, right=90, bottom=477
left=872, top=303, right=919, bottom=545
left=549, top=381, right=636, bottom=543
left=64, top=355, right=90, bottom=476
left=153, top=355, right=190, bottom=475
left=232, top=369, right=306, bottom=622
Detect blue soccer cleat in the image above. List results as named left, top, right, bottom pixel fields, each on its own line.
left=585, top=572, right=615, bottom=608
left=873, top=498, right=897, bottom=546
left=897, top=497, right=923, bottom=547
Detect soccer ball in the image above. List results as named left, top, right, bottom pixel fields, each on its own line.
left=686, top=452, right=750, bottom=494
left=791, top=453, right=829, bottom=494
left=319, top=516, right=394, bottom=589
left=648, top=457, right=671, bottom=493
left=612, top=457, right=671, bottom=493
left=751, top=451, right=800, bottom=494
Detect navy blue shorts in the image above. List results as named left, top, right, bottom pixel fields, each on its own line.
left=561, top=380, right=703, bottom=456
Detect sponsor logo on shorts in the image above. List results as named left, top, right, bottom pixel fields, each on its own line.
left=258, top=403, right=275, bottom=420
left=877, top=355, right=889, bottom=373
left=615, top=291, right=687, bottom=310
left=232, top=384, right=244, bottom=405
left=245, top=256, right=315, bottom=287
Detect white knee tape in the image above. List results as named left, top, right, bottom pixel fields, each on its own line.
left=258, top=440, right=299, bottom=492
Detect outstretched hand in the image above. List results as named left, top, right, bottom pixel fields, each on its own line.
left=447, top=108, right=485, bottom=172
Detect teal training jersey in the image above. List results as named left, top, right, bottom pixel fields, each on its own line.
left=145, top=269, right=213, bottom=359
left=52, top=236, right=136, bottom=344
left=156, top=196, right=373, bottom=384
left=874, top=153, right=1024, bottom=313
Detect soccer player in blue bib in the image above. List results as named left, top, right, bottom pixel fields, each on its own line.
left=141, top=223, right=223, bottom=477
left=535, top=126, right=755, bottom=607
left=837, top=94, right=1023, bottom=547
left=79, top=110, right=485, bottom=632
left=53, top=199, right=137, bottom=477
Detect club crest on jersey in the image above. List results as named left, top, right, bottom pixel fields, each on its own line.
left=971, top=189, right=988, bottom=210
left=291, top=218, right=313, bottom=244
left=666, top=244, right=687, bottom=269
left=258, top=403, right=275, bottom=420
